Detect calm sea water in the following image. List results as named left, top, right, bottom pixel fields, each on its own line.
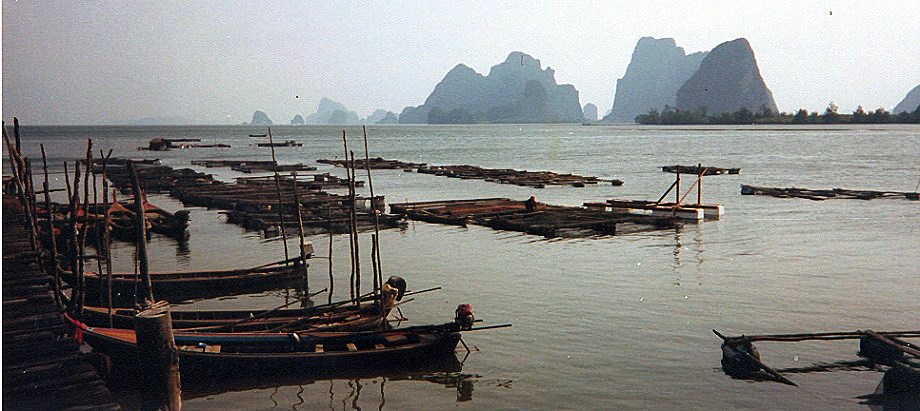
left=8, top=124, right=920, bottom=410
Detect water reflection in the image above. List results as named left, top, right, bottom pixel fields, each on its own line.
left=182, top=355, right=479, bottom=410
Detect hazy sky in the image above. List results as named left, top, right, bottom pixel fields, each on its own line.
left=3, top=1, right=919, bottom=125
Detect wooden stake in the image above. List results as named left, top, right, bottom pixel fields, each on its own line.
left=349, top=150, right=361, bottom=302
left=127, top=161, right=154, bottom=306
left=67, top=162, right=82, bottom=314
left=362, top=126, right=383, bottom=295
left=267, top=127, right=290, bottom=262
left=78, top=140, right=93, bottom=315
left=40, top=145, right=62, bottom=309
left=343, top=131, right=356, bottom=301
left=697, top=163, right=703, bottom=205
left=100, top=150, right=114, bottom=327
left=135, top=301, right=182, bottom=411
left=327, top=204, right=334, bottom=305
left=675, top=165, right=681, bottom=205
left=290, top=172, right=309, bottom=293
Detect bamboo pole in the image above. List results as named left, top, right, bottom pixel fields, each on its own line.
left=67, top=162, right=82, bottom=314
left=13, top=117, right=21, bottom=153
left=343, top=131, right=356, bottom=301
left=697, top=163, right=703, bottom=205
left=63, top=162, right=72, bottom=201
left=78, top=140, right=93, bottom=315
left=675, top=165, right=681, bottom=205
left=327, top=204, right=334, bottom=305
left=362, top=126, right=383, bottom=295
left=291, top=172, right=309, bottom=293
left=100, top=150, right=114, bottom=327
left=349, top=150, right=361, bottom=302
left=40, top=145, right=62, bottom=309
left=127, top=161, right=154, bottom=306
left=267, top=127, right=290, bottom=263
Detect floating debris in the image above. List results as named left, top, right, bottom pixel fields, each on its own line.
left=741, top=185, right=919, bottom=201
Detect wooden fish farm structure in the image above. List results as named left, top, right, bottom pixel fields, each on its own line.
left=318, top=157, right=427, bottom=169
left=2, top=120, right=514, bottom=408
left=714, top=329, right=920, bottom=391
left=191, top=159, right=317, bottom=173
left=416, top=164, right=624, bottom=188
left=390, top=198, right=679, bottom=237
left=662, top=164, right=740, bottom=175
left=741, top=184, right=920, bottom=201
left=586, top=166, right=725, bottom=221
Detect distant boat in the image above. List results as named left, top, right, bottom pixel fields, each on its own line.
left=248, top=133, right=267, bottom=138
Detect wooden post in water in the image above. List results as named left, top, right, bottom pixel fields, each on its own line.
left=100, top=150, right=114, bottom=326
left=78, top=141, right=93, bottom=315
left=67, top=161, right=82, bottom=313
left=266, top=128, right=290, bottom=263
left=290, top=172, right=309, bottom=293
left=135, top=301, right=182, bottom=411
left=327, top=205, right=334, bottom=305
left=40, top=145, right=62, bottom=309
left=362, top=126, right=383, bottom=295
left=127, top=161, right=155, bottom=305
left=342, top=131, right=356, bottom=301
left=349, top=150, right=361, bottom=302
left=675, top=165, right=681, bottom=206
left=697, top=163, right=703, bottom=205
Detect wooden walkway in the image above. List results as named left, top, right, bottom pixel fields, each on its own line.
left=3, top=195, right=122, bottom=410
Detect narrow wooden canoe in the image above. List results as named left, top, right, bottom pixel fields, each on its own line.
left=68, top=314, right=462, bottom=378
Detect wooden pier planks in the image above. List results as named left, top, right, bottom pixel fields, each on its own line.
left=3, top=195, right=122, bottom=410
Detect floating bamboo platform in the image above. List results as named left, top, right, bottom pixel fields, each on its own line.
left=390, top=198, right=679, bottom=237
left=741, top=185, right=920, bottom=201
left=93, top=160, right=218, bottom=194
left=662, top=165, right=740, bottom=175
left=416, top=164, right=623, bottom=188
left=317, top=157, right=427, bottom=169
left=3, top=195, right=122, bottom=410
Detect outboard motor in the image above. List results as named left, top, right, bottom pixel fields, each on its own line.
left=455, top=304, right=474, bottom=330
left=385, top=276, right=407, bottom=301
left=720, top=339, right=761, bottom=376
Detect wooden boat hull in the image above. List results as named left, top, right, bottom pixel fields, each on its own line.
left=79, top=301, right=388, bottom=332
left=71, top=316, right=462, bottom=378
left=60, top=263, right=306, bottom=304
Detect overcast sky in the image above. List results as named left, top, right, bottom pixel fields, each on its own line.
left=3, top=1, right=919, bottom=125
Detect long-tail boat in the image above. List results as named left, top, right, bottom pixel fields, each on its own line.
left=58, top=260, right=310, bottom=304
left=77, top=276, right=410, bottom=332
left=66, top=314, right=464, bottom=377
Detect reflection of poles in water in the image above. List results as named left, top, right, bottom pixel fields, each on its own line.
left=378, top=377, right=386, bottom=411
left=457, top=379, right=474, bottom=402
left=327, top=380, right=335, bottom=411
left=352, top=378, right=362, bottom=410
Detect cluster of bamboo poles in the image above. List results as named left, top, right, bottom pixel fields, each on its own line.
left=2, top=117, right=153, bottom=322
left=256, top=126, right=386, bottom=306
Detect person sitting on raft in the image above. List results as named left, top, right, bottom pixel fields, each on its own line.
left=524, top=196, right=537, bottom=211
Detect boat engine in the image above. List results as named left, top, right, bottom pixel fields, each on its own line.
left=385, top=276, right=407, bottom=301
left=455, top=304, right=474, bottom=330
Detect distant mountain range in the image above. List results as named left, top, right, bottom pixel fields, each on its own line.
left=399, top=51, right=583, bottom=124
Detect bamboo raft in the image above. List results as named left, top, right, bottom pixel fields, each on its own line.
left=318, top=157, right=427, bottom=170
left=416, top=164, right=623, bottom=188
left=93, top=160, right=218, bottom=194
left=662, top=165, right=740, bottom=175
left=741, top=184, right=919, bottom=201
left=391, top=198, right=679, bottom=237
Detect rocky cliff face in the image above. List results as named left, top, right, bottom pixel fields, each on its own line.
left=399, top=52, right=583, bottom=124
left=675, top=38, right=777, bottom=115
left=893, top=84, right=920, bottom=113
left=290, top=114, right=305, bottom=125
left=605, top=37, right=707, bottom=123
left=365, top=109, right=399, bottom=124
left=305, top=98, right=360, bottom=124
left=583, top=103, right=598, bottom=121
left=251, top=110, right=273, bottom=125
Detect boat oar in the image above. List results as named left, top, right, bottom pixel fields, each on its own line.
left=249, top=256, right=306, bottom=270
left=713, top=329, right=797, bottom=386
